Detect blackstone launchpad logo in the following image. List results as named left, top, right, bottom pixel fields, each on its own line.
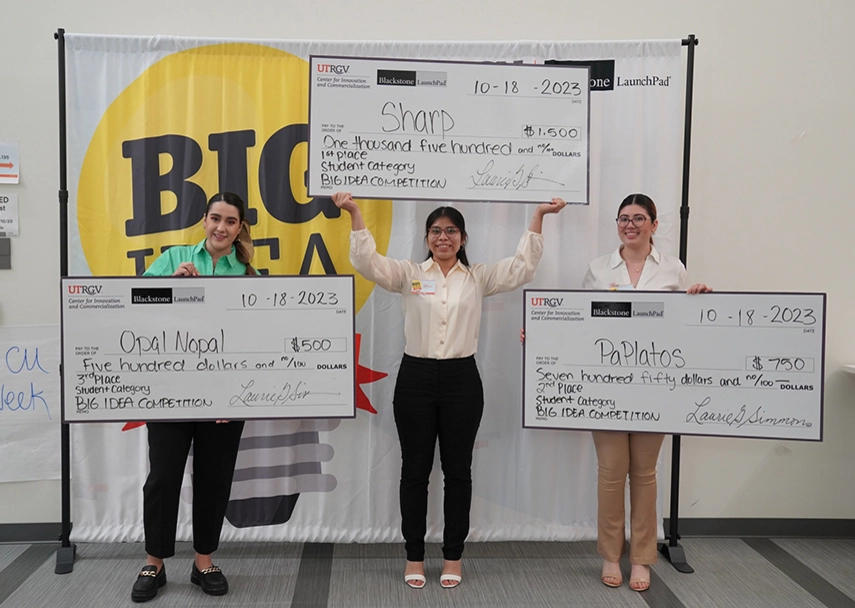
left=131, top=288, right=172, bottom=304
left=591, top=301, right=665, bottom=318
left=377, top=69, right=447, bottom=87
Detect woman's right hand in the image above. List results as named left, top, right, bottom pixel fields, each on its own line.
left=687, top=283, right=713, bottom=294
left=172, top=262, right=200, bottom=277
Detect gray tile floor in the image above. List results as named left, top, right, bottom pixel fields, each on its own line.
left=1, top=538, right=854, bottom=607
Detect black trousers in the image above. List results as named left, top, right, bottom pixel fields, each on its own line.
left=143, top=421, right=245, bottom=558
left=393, top=354, right=484, bottom=561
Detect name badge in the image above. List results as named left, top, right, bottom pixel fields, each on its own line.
left=412, top=279, right=436, bottom=295
left=609, top=283, right=635, bottom=291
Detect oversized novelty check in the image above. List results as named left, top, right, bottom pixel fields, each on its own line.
left=62, top=276, right=355, bottom=422
left=523, top=290, right=825, bottom=441
left=307, top=56, right=590, bottom=204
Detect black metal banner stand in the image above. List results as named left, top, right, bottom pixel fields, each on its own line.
left=658, top=33, right=699, bottom=575
left=54, top=27, right=77, bottom=575
left=50, top=30, right=699, bottom=576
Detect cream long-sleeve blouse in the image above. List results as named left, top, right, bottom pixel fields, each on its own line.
left=350, top=228, right=544, bottom=359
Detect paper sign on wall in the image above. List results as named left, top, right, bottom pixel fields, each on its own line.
left=0, top=193, right=19, bottom=236
left=0, top=141, right=20, bottom=184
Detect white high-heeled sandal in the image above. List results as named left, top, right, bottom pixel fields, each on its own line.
left=404, top=573, right=426, bottom=589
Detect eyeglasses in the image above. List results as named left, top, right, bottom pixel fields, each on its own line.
left=428, top=226, right=460, bottom=237
left=616, top=215, right=650, bottom=227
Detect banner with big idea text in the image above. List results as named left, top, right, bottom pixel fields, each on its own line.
left=65, top=34, right=684, bottom=543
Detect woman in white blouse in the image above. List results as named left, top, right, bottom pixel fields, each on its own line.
left=582, top=193, right=710, bottom=592
left=333, top=191, right=565, bottom=589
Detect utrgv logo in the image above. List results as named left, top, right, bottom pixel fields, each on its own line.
left=531, top=297, right=563, bottom=307
left=68, top=285, right=103, bottom=295
left=317, top=64, right=350, bottom=74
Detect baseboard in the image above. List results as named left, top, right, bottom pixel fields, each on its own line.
left=664, top=518, right=855, bottom=538
left=2, top=519, right=854, bottom=543
left=0, top=523, right=64, bottom=543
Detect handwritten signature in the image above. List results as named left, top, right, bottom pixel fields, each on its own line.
left=468, top=160, right=565, bottom=190
left=229, top=379, right=336, bottom=407
left=685, top=397, right=812, bottom=428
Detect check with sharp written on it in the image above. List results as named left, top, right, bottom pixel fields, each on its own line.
left=61, top=276, right=356, bottom=422
left=307, top=56, right=590, bottom=204
left=523, top=290, right=826, bottom=441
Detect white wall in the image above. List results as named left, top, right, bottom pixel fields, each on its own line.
left=2, top=0, right=853, bottom=523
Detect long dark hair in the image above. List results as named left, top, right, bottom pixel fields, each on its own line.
left=424, top=206, right=470, bottom=267
left=206, top=192, right=256, bottom=275
left=618, top=193, right=657, bottom=245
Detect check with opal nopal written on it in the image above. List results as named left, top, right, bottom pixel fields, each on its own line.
left=307, top=55, right=590, bottom=204
left=523, top=290, right=826, bottom=441
left=61, top=275, right=356, bottom=422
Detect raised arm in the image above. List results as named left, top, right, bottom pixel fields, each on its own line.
left=528, top=197, right=567, bottom=233
left=332, top=191, right=412, bottom=293
left=332, top=191, right=365, bottom=231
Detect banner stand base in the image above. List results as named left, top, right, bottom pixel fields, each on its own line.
left=55, top=544, right=76, bottom=575
left=659, top=542, right=694, bottom=573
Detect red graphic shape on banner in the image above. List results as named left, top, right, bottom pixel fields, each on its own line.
left=354, top=333, right=387, bottom=415
left=122, top=333, right=387, bottom=430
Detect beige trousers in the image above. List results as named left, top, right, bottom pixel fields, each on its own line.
left=591, top=431, right=665, bottom=565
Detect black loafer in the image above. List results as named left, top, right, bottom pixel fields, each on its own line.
left=131, top=564, right=166, bottom=603
left=190, top=563, right=229, bottom=596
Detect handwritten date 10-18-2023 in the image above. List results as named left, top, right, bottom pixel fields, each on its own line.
left=240, top=291, right=340, bottom=308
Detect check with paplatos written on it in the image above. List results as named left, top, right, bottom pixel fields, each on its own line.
left=523, top=290, right=826, bottom=441
left=307, top=56, right=590, bottom=204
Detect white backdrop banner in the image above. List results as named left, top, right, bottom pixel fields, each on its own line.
left=65, top=34, right=685, bottom=543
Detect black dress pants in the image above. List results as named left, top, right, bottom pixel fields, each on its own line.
left=143, top=420, right=245, bottom=558
left=393, top=354, right=484, bottom=561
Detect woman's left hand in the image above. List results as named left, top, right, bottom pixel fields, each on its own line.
left=687, top=283, right=713, bottom=294
left=537, top=197, right=567, bottom=215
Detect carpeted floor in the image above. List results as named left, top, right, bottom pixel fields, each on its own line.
left=1, top=538, right=854, bottom=607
